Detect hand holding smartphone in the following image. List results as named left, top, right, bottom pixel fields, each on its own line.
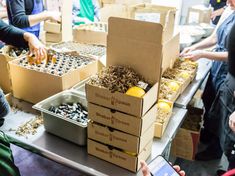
left=148, top=155, right=181, bottom=176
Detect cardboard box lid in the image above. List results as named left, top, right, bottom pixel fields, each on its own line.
left=107, top=17, right=162, bottom=83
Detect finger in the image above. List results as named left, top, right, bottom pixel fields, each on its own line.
left=179, top=170, right=186, bottom=176
left=140, top=161, right=151, bottom=176
left=173, top=165, right=181, bottom=172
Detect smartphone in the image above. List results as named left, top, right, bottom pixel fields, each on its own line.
left=148, top=155, right=180, bottom=176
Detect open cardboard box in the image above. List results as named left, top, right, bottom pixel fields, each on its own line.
left=88, top=138, right=152, bottom=172
left=154, top=99, right=173, bottom=138
left=187, top=5, right=212, bottom=24
left=86, top=17, right=162, bottom=117
left=88, top=122, right=154, bottom=153
left=44, top=20, right=61, bottom=34
left=88, top=103, right=156, bottom=136
left=9, top=57, right=98, bottom=104
left=0, top=46, right=27, bottom=93
left=73, top=23, right=108, bottom=46
left=129, top=4, right=176, bottom=43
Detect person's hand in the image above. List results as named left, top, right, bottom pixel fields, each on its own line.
left=45, top=11, right=61, bottom=22
left=140, top=161, right=185, bottom=176
left=229, top=111, right=235, bottom=133
left=180, top=46, right=195, bottom=57
left=211, top=8, right=225, bottom=21
left=23, top=32, right=47, bottom=63
left=182, top=50, right=205, bottom=61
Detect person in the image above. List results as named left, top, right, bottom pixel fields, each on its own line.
left=6, top=0, right=61, bottom=38
left=140, top=161, right=185, bottom=176
left=72, top=0, right=100, bottom=26
left=0, top=18, right=46, bottom=176
left=208, top=22, right=235, bottom=175
left=210, top=0, right=228, bottom=25
left=180, top=0, right=235, bottom=161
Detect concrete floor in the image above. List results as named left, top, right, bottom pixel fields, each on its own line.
left=11, top=143, right=229, bottom=176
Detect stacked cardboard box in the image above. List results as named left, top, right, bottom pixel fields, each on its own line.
left=44, top=20, right=62, bottom=43
left=86, top=17, right=162, bottom=172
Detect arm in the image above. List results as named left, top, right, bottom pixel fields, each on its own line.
left=0, top=19, right=47, bottom=61
left=229, top=111, right=235, bottom=133
left=183, top=50, right=228, bottom=61
left=7, top=0, right=60, bottom=28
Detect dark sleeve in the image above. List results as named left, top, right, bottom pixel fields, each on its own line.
left=6, top=0, right=32, bottom=28
left=0, top=19, right=28, bottom=48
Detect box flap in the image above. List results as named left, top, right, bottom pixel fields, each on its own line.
left=107, top=17, right=162, bottom=83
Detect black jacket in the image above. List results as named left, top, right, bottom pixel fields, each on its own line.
left=0, top=19, right=27, bottom=47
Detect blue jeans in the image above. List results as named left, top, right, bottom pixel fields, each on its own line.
left=0, top=89, right=10, bottom=126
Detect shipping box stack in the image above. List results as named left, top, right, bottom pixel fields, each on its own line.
left=0, top=46, right=27, bottom=94
left=129, top=4, right=180, bottom=138
left=44, top=0, right=72, bottom=43
left=86, top=17, right=163, bottom=172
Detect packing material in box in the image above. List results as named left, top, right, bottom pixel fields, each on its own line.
left=154, top=100, right=173, bottom=138
left=73, top=23, right=108, bottom=46
left=187, top=5, right=212, bottom=24
left=9, top=54, right=98, bottom=104
left=88, top=102, right=156, bottom=136
left=88, top=122, right=154, bottom=153
left=129, top=4, right=176, bottom=43
left=44, top=20, right=61, bottom=34
left=88, top=139, right=153, bottom=172
left=86, top=17, right=162, bottom=117
left=171, top=107, right=203, bottom=160
left=0, top=46, right=27, bottom=93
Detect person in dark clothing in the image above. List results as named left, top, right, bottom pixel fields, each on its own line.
left=181, top=1, right=235, bottom=161
left=0, top=18, right=46, bottom=176
left=6, top=0, right=61, bottom=37
left=210, top=0, right=227, bottom=25
left=208, top=22, right=235, bottom=175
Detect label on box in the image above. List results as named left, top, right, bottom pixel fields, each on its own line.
left=188, top=12, right=200, bottom=24
left=135, top=13, right=161, bottom=23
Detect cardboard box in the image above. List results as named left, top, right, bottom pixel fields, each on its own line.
left=154, top=100, right=173, bottom=138
left=44, top=20, right=61, bottom=34
left=86, top=17, right=162, bottom=117
left=88, top=139, right=152, bottom=172
left=171, top=107, right=203, bottom=160
left=9, top=58, right=98, bottom=104
left=162, top=33, right=180, bottom=73
left=187, top=5, right=212, bottom=24
left=45, top=32, right=62, bottom=43
left=0, top=46, right=27, bottom=93
left=100, top=4, right=130, bottom=22
left=73, top=23, right=108, bottom=46
left=129, top=4, right=176, bottom=43
left=88, top=122, right=154, bottom=153
left=100, top=0, right=151, bottom=7
left=88, top=103, right=156, bottom=136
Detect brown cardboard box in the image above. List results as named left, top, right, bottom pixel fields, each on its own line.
left=44, top=20, right=61, bottom=34
left=187, top=5, right=212, bottom=24
left=171, top=107, right=202, bottom=160
left=86, top=17, right=162, bottom=117
left=154, top=100, right=173, bottom=138
left=162, top=33, right=180, bottom=73
left=100, top=4, right=130, bottom=22
left=45, top=32, right=62, bottom=43
left=88, top=139, right=152, bottom=172
left=88, top=103, right=156, bottom=136
left=129, top=4, right=176, bottom=43
left=9, top=59, right=98, bottom=104
left=0, top=46, right=27, bottom=93
left=73, top=23, right=108, bottom=46
left=88, top=122, right=154, bottom=153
